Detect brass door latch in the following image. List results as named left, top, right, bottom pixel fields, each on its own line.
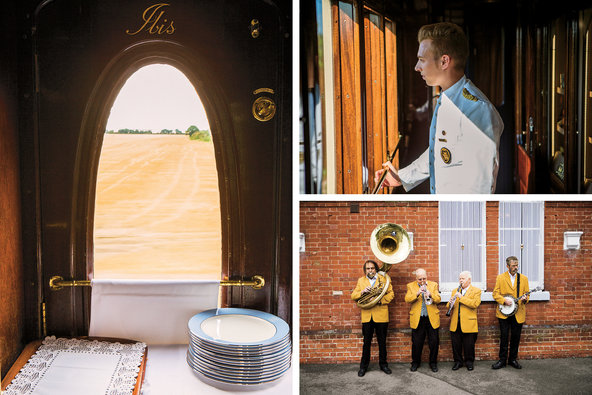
left=49, top=275, right=265, bottom=290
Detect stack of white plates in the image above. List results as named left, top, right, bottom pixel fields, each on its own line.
left=187, top=308, right=291, bottom=390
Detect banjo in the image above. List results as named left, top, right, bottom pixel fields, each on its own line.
left=498, top=286, right=542, bottom=317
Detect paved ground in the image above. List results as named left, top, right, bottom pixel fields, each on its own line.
left=300, top=358, right=592, bottom=395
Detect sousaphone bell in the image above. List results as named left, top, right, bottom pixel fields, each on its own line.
left=356, top=223, right=411, bottom=309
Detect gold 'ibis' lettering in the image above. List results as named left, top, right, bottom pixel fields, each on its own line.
left=126, top=3, right=175, bottom=36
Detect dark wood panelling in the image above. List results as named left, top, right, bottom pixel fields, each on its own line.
left=0, top=0, right=24, bottom=376
left=364, top=10, right=386, bottom=193
left=549, top=15, right=578, bottom=193
left=0, top=95, right=25, bottom=380
left=334, top=1, right=363, bottom=194
left=515, top=25, right=524, bottom=177
left=332, top=3, right=344, bottom=194
left=584, top=14, right=592, bottom=186
left=385, top=18, right=399, bottom=175
left=332, top=2, right=399, bottom=194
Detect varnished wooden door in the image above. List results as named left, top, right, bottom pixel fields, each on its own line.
left=20, top=0, right=291, bottom=339
left=331, top=1, right=399, bottom=194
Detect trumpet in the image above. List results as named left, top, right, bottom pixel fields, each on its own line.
left=446, top=285, right=463, bottom=317
left=420, top=284, right=432, bottom=305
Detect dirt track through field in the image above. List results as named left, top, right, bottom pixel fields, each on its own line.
left=93, top=134, right=221, bottom=279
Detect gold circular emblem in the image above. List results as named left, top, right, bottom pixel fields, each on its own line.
left=440, top=147, right=452, bottom=164
left=252, top=96, right=276, bottom=122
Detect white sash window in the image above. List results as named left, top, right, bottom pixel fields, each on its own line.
left=439, top=202, right=486, bottom=291
left=499, top=202, right=545, bottom=289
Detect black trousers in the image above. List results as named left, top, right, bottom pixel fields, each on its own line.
left=360, top=319, right=388, bottom=369
left=451, top=326, right=478, bottom=364
left=411, top=316, right=439, bottom=365
left=498, top=315, right=523, bottom=362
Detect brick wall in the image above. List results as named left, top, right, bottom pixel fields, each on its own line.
left=299, top=201, right=592, bottom=364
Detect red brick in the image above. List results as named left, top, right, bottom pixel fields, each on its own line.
left=299, top=201, right=592, bottom=363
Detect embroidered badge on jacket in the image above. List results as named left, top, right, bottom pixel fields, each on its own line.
left=440, top=147, right=452, bottom=164
left=462, top=88, right=478, bottom=101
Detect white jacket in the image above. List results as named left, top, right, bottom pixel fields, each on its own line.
left=398, top=76, right=504, bottom=194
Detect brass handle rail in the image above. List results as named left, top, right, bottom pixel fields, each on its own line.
left=49, top=275, right=265, bottom=291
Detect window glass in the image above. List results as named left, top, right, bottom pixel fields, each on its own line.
left=499, top=202, right=544, bottom=288
left=439, top=202, right=485, bottom=291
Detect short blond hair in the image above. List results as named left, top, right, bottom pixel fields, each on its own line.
left=418, top=22, right=468, bottom=71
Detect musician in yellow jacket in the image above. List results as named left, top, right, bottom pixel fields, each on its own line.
left=351, top=260, right=394, bottom=377
left=404, top=268, right=441, bottom=372
left=447, top=271, right=481, bottom=371
left=492, top=256, right=530, bottom=370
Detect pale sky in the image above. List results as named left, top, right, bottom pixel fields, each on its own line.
left=105, top=64, right=210, bottom=132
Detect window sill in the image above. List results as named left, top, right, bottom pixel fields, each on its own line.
left=440, top=291, right=551, bottom=303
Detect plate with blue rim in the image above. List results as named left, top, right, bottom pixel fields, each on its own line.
left=187, top=308, right=292, bottom=389
left=187, top=350, right=292, bottom=378
left=188, top=366, right=291, bottom=391
left=188, top=308, right=290, bottom=347
left=189, top=333, right=291, bottom=355
left=186, top=352, right=291, bottom=383
left=188, top=342, right=291, bottom=367
left=188, top=342, right=291, bottom=369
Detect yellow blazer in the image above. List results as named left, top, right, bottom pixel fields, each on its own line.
left=404, top=281, right=441, bottom=329
left=351, top=274, right=394, bottom=323
left=492, top=271, right=530, bottom=323
left=447, top=285, right=481, bottom=333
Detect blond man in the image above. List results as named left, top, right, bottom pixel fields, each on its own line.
left=375, top=22, right=503, bottom=193
left=405, top=268, right=441, bottom=372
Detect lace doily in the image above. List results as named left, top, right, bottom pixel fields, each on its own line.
left=4, top=336, right=146, bottom=395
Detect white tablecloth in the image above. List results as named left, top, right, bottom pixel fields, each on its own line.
left=141, top=345, right=292, bottom=394
left=89, top=279, right=219, bottom=344
left=87, top=279, right=292, bottom=393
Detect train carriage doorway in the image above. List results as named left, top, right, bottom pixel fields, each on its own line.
left=21, top=0, right=291, bottom=340
left=94, top=64, right=222, bottom=281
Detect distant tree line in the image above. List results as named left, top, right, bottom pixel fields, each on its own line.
left=186, top=125, right=211, bottom=142
left=105, top=125, right=211, bottom=142
left=106, top=128, right=154, bottom=134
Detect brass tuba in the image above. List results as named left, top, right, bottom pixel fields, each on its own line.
left=356, top=223, right=411, bottom=309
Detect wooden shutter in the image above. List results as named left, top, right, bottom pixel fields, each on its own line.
left=332, top=1, right=363, bottom=193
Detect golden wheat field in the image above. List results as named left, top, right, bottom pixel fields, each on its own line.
left=93, top=134, right=221, bottom=279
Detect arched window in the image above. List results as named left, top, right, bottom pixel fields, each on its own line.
left=94, top=64, right=221, bottom=280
